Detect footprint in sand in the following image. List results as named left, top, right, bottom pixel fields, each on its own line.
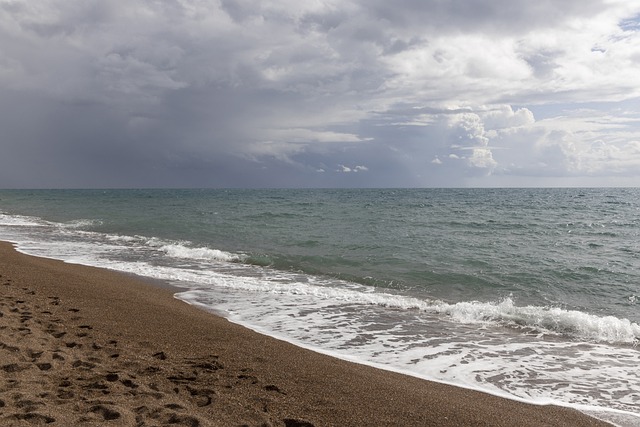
left=105, top=373, right=119, bottom=382
left=9, top=413, right=56, bottom=424
left=152, top=351, right=167, bottom=360
left=185, top=386, right=214, bottom=407
left=56, top=389, right=74, bottom=400
left=2, top=363, right=29, bottom=373
left=89, top=404, right=121, bottom=421
left=48, top=330, right=66, bottom=339
left=15, top=398, right=45, bottom=412
left=120, top=378, right=139, bottom=389
left=264, top=384, right=285, bottom=395
left=134, top=405, right=202, bottom=427
left=0, top=342, right=20, bottom=353
left=27, top=350, right=44, bottom=360
left=284, top=419, right=315, bottom=427
left=71, top=360, right=96, bottom=369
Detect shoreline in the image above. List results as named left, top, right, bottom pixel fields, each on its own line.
left=0, top=241, right=611, bottom=426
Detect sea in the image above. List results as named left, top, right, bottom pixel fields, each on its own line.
left=0, top=188, right=638, bottom=426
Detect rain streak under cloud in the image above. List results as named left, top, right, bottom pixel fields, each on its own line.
left=1, top=0, right=640, bottom=188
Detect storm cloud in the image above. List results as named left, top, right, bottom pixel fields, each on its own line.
left=1, top=0, right=639, bottom=188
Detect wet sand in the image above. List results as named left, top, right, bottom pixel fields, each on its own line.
left=0, top=241, right=610, bottom=426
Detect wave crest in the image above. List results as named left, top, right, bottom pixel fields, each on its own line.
left=159, top=243, right=246, bottom=263
left=0, top=213, right=46, bottom=227
left=439, top=297, right=640, bottom=344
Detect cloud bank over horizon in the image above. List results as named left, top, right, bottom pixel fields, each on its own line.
left=1, top=0, right=640, bottom=188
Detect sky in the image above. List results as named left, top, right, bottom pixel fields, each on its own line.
left=1, top=0, right=640, bottom=188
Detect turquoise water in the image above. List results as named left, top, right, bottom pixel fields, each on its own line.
left=1, top=188, right=639, bottom=424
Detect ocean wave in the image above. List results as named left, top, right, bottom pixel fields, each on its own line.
left=250, top=280, right=639, bottom=344
left=0, top=213, right=47, bottom=227
left=438, top=297, right=640, bottom=344
left=158, top=243, right=246, bottom=263
left=59, top=219, right=103, bottom=229
left=104, top=234, right=144, bottom=243
left=102, top=233, right=246, bottom=263
left=0, top=213, right=102, bottom=230
left=2, top=211, right=637, bottom=345
left=178, top=273, right=640, bottom=345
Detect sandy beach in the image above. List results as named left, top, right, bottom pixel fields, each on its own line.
left=0, top=241, right=610, bottom=426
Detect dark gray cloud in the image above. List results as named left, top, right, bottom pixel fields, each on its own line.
left=353, top=0, right=609, bottom=37
left=1, top=0, right=639, bottom=188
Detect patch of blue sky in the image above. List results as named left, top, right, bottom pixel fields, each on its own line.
left=619, top=14, right=640, bottom=31
left=523, top=97, right=640, bottom=121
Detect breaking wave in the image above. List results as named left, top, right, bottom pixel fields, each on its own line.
left=179, top=275, right=640, bottom=345
left=158, top=243, right=246, bottom=263
left=438, top=297, right=640, bottom=345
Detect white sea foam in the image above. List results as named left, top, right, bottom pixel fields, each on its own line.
left=104, top=234, right=143, bottom=243
left=158, top=243, right=246, bottom=263
left=58, top=219, right=103, bottom=229
left=177, top=274, right=640, bottom=345
left=0, top=213, right=47, bottom=227
left=439, top=298, right=640, bottom=345
left=103, top=233, right=246, bottom=263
